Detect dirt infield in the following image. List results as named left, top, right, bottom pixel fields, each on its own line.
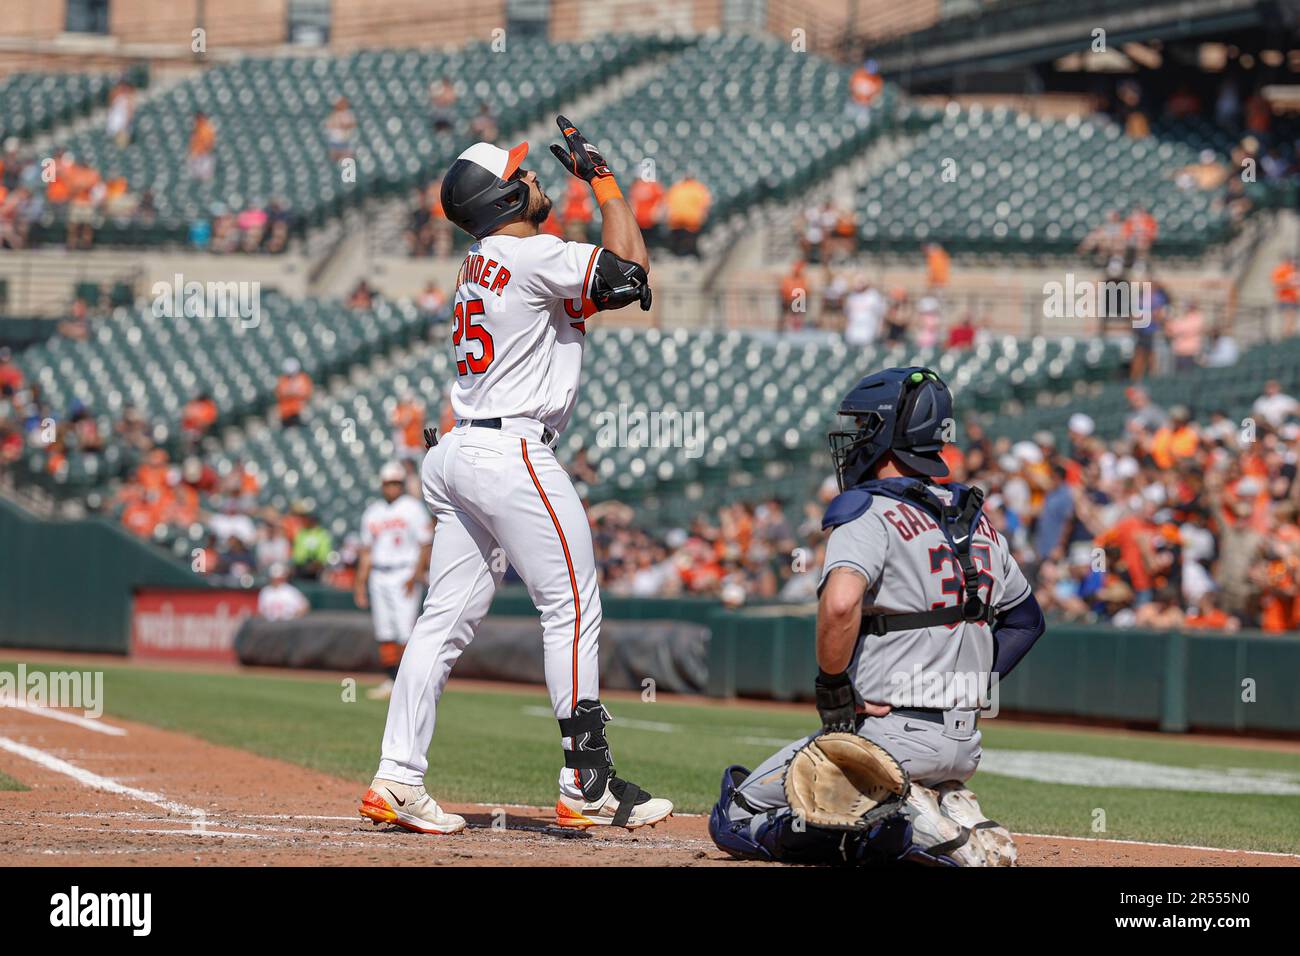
left=1, top=703, right=1295, bottom=867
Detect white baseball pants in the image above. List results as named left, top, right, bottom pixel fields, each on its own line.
left=376, top=421, right=601, bottom=799
left=368, top=567, right=421, bottom=644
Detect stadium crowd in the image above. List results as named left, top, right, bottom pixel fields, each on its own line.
left=586, top=381, right=1300, bottom=634
left=6, top=318, right=1300, bottom=633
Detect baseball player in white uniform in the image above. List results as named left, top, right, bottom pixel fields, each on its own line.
left=360, top=117, right=671, bottom=835
left=354, top=462, right=433, bottom=700
left=257, top=563, right=309, bottom=621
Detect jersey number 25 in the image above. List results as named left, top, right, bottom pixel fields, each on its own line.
left=453, top=298, right=495, bottom=376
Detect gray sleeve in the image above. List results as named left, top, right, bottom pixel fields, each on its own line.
left=819, top=510, right=888, bottom=590
left=995, top=532, right=1032, bottom=611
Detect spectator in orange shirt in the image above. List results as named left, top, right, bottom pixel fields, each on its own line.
left=62, top=154, right=101, bottom=250
left=847, top=59, right=883, bottom=124
left=1123, top=204, right=1158, bottom=266
left=181, top=392, right=219, bottom=444
left=1253, top=548, right=1299, bottom=633
left=1182, top=592, right=1239, bottom=631
left=1272, top=256, right=1299, bottom=335
left=664, top=174, right=711, bottom=257
left=562, top=177, right=593, bottom=241
left=133, top=447, right=172, bottom=492
left=1097, top=506, right=1158, bottom=601
left=122, top=489, right=165, bottom=538
left=1150, top=406, right=1199, bottom=469
left=188, top=111, right=216, bottom=181
left=924, top=242, right=950, bottom=288
left=780, top=260, right=808, bottom=331
left=276, top=359, right=312, bottom=428
left=391, top=394, right=425, bottom=465
left=628, top=176, right=666, bottom=241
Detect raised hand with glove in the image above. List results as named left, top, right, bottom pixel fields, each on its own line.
left=548, top=115, right=651, bottom=312
left=550, top=115, right=621, bottom=205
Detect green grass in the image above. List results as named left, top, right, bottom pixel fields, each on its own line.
left=0, top=770, right=26, bottom=791
left=4, top=661, right=1299, bottom=853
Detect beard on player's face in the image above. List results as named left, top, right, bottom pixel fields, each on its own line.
left=524, top=180, right=552, bottom=227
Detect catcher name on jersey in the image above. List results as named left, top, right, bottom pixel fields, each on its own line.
left=821, top=492, right=1031, bottom=710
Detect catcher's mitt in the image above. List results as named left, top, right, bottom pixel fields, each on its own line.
left=784, top=733, right=909, bottom=830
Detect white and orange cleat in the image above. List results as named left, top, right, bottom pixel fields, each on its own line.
left=555, top=777, right=673, bottom=830
left=359, top=779, right=467, bottom=835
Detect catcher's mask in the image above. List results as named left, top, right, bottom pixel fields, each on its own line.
left=440, top=141, right=531, bottom=239
left=829, top=367, right=952, bottom=491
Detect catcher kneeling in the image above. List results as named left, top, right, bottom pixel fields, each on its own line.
left=709, top=367, right=1046, bottom=867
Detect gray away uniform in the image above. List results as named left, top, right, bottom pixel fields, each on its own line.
left=731, top=486, right=1031, bottom=816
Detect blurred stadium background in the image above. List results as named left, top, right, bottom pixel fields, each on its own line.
left=2, top=0, right=1300, bottom=733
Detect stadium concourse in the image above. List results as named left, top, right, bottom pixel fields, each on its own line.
left=3, top=24, right=1300, bottom=639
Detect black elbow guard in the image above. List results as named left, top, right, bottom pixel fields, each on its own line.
left=590, top=249, right=652, bottom=312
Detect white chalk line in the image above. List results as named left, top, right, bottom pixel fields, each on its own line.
left=0, top=736, right=200, bottom=817
left=0, top=701, right=127, bottom=736
left=1018, top=831, right=1300, bottom=860
left=11, top=706, right=1286, bottom=859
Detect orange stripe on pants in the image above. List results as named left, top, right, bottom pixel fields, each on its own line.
left=520, top=438, right=583, bottom=786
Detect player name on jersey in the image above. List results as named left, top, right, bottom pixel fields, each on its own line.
left=457, top=252, right=512, bottom=296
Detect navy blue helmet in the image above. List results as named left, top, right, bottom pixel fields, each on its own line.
left=829, top=367, right=953, bottom=490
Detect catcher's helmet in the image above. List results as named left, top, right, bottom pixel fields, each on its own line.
left=829, top=367, right=952, bottom=490
left=440, top=141, right=531, bottom=239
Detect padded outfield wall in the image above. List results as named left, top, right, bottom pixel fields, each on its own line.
left=0, top=498, right=205, bottom=653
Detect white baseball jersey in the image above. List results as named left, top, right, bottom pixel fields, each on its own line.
left=257, top=583, right=309, bottom=621
left=820, top=486, right=1030, bottom=709
left=449, top=233, right=600, bottom=434
left=360, top=494, right=433, bottom=571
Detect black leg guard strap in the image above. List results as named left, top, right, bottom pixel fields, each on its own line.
left=611, top=779, right=642, bottom=827
left=558, top=706, right=606, bottom=738
left=563, top=749, right=610, bottom=770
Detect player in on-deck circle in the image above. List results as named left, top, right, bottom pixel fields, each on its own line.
left=359, top=116, right=670, bottom=834
left=708, top=368, right=1047, bottom=866
left=355, top=462, right=433, bottom=700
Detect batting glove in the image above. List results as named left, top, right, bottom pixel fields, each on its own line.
left=549, top=115, right=622, bottom=204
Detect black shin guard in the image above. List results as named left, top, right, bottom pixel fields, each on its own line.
left=558, top=699, right=650, bottom=825
left=559, top=699, right=613, bottom=800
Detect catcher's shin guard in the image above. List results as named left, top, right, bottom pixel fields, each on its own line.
left=708, top=766, right=773, bottom=861
left=708, top=765, right=904, bottom=866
